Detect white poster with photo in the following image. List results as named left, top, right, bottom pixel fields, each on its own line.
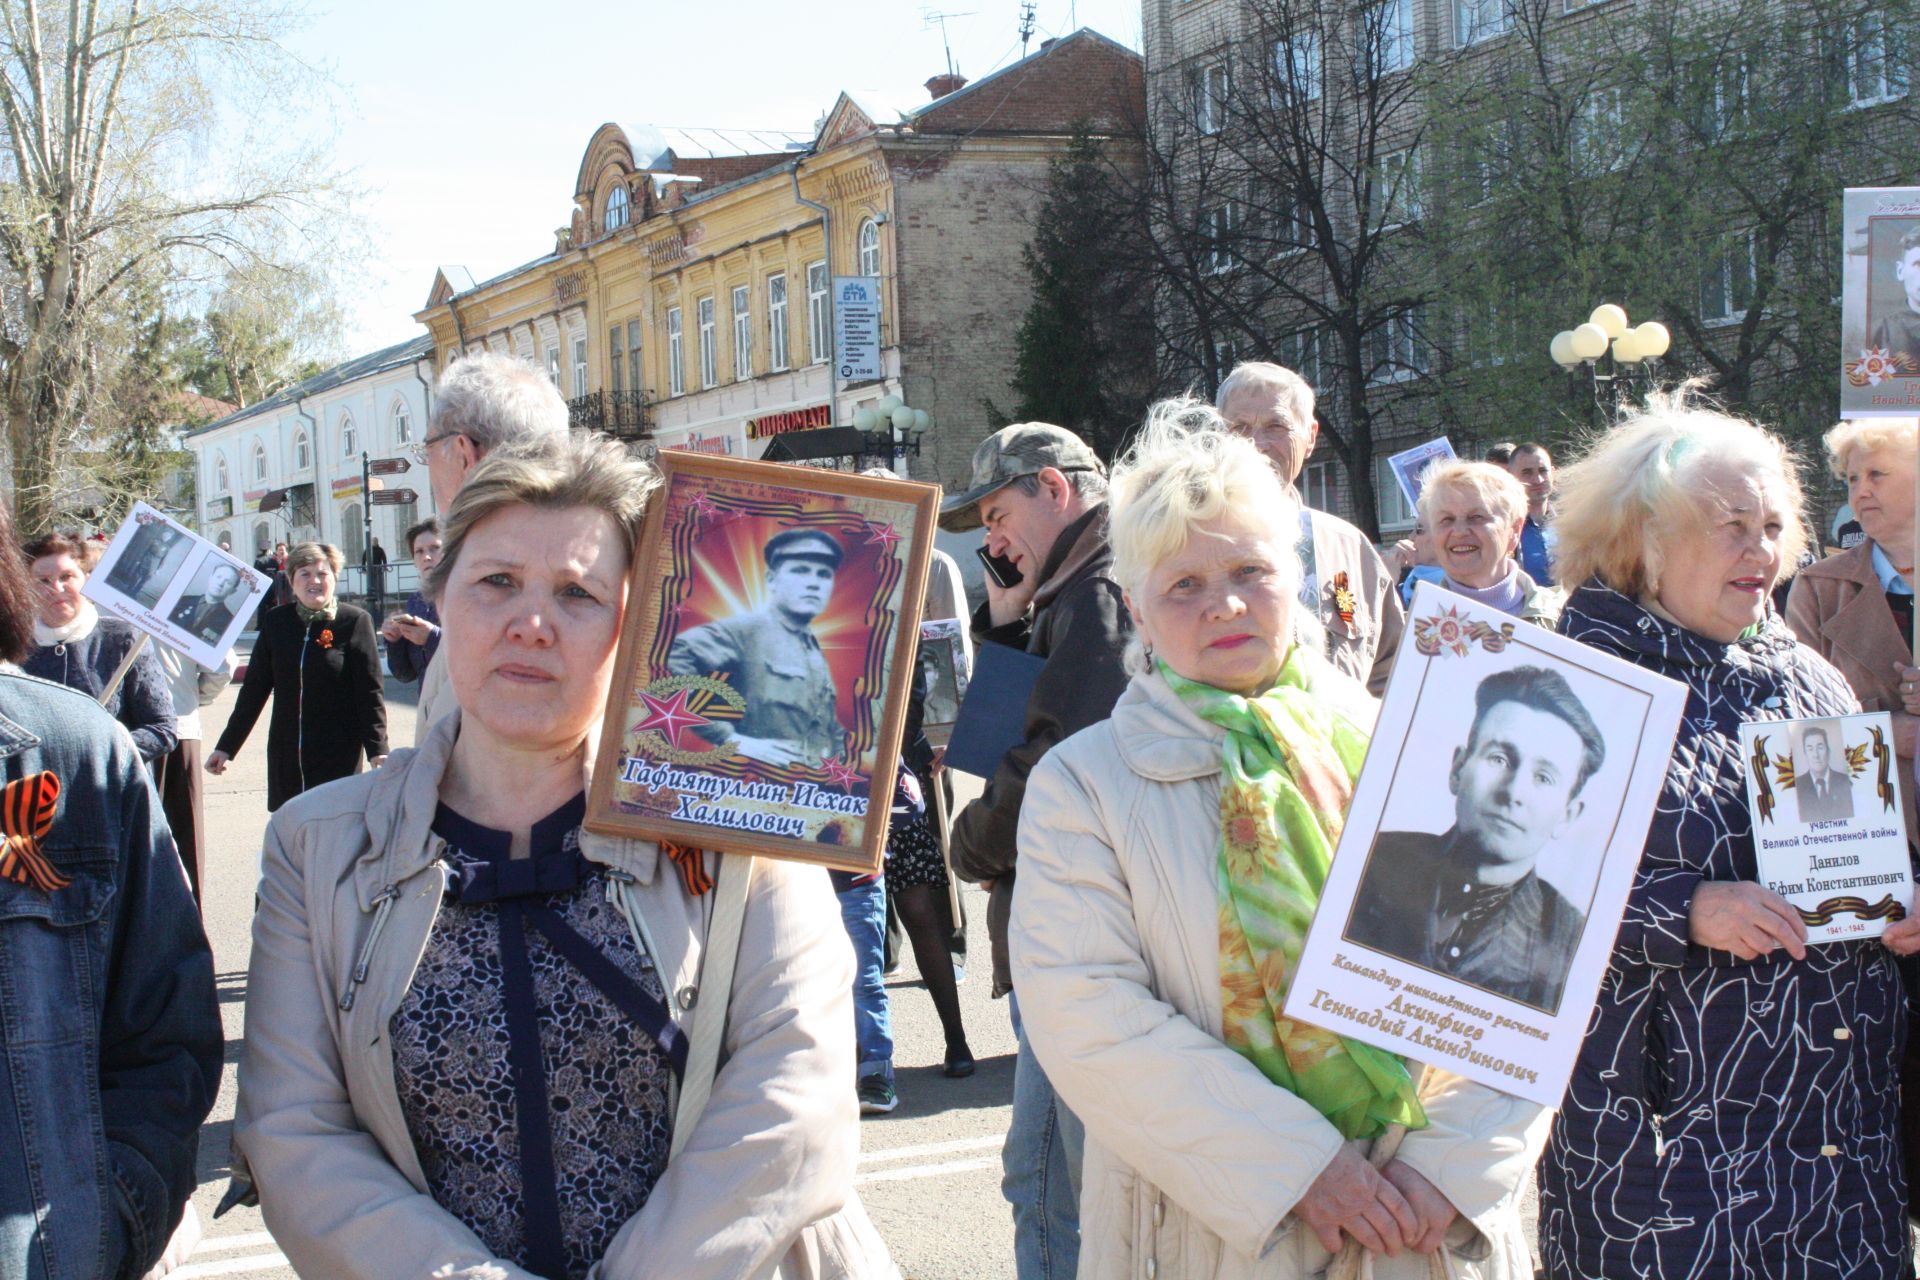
left=1386, top=437, right=1456, bottom=511
left=919, top=617, right=971, bottom=747
left=84, top=502, right=271, bottom=670
left=1739, top=711, right=1913, bottom=944
left=1841, top=186, right=1920, bottom=418
left=1283, top=582, right=1688, bottom=1108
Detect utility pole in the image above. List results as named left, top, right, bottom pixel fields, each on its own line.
left=1018, top=0, right=1036, bottom=54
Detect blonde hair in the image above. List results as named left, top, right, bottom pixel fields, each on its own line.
left=1552, top=386, right=1808, bottom=597
left=428, top=431, right=661, bottom=599
left=1822, top=418, right=1918, bottom=479
left=285, top=542, right=344, bottom=576
left=1415, top=460, right=1529, bottom=531
left=1108, top=396, right=1300, bottom=601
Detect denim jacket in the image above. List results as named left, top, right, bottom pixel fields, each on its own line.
left=0, top=670, right=222, bottom=1280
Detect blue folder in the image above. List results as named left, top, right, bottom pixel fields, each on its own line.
left=943, top=641, right=1046, bottom=778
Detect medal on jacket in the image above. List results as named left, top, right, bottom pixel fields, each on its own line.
left=1332, top=572, right=1358, bottom=629
left=0, top=771, right=68, bottom=892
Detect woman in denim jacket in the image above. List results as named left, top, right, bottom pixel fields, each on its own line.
left=0, top=500, right=222, bottom=1279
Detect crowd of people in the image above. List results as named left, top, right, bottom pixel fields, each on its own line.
left=3, top=345, right=1919, bottom=1280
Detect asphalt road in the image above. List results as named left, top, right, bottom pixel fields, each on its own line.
left=177, top=667, right=1018, bottom=1280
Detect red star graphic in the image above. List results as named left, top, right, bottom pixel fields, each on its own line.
left=685, top=492, right=719, bottom=522
left=635, top=687, right=711, bottom=750
left=819, top=755, right=864, bottom=792
left=863, top=520, right=902, bottom=553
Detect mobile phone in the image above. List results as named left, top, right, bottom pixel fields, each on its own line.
left=976, top=545, right=1024, bottom=589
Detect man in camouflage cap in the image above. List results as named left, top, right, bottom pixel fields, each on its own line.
left=667, top=527, right=848, bottom=768
left=941, top=422, right=1133, bottom=1280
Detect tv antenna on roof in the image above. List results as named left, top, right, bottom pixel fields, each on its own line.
left=922, top=7, right=975, bottom=77
left=1018, top=0, right=1037, bottom=54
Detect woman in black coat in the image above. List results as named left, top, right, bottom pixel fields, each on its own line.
left=208, top=542, right=386, bottom=810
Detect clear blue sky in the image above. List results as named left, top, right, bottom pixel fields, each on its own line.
left=288, top=0, right=1144, bottom=354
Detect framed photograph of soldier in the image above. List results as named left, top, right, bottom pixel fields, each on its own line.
left=1283, top=582, right=1688, bottom=1107
left=83, top=502, right=272, bottom=670
left=918, top=618, right=970, bottom=747
left=586, top=452, right=939, bottom=874
left=1386, top=436, right=1457, bottom=510
left=1739, top=711, right=1914, bottom=945
left=1841, top=186, right=1920, bottom=417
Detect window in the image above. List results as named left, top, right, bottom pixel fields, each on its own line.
left=627, top=319, right=642, bottom=392
left=252, top=442, right=268, bottom=482
left=1368, top=308, right=1428, bottom=383
left=1212, top=339, right=1239, bottom=388
left=807, top=261, right=830, bottom=364
left=392, top=400, right=412, bottom=444
left=604, top=183, right=630, bottom=232
left=1272, top=32, right=1321, bottom=103
left=1689, top=54, right=1752, bottom=139
left=1362, top=0, right=1415, bottom=75
left=444, top=347, right=461, bottom=370
left=732, top=285, right=752, bottom=380
left=1259, top=185, right=1316, bottom=257
left=1372, top=455, right=1418, bottom=528
left=1836, top=12, right=1909, bottom=106
left=1465, top=124, right=1514, bottom=203
left=768, top=273, right=789, bottom=371
left=857, top=219, right=882, bottom=276
left=341, top=502, right=365, bottom=565
left=1455, top=0, right=1510, bottom=47
left=1301, top=460, right=1337, bottom=512
left=1700, top=232, right=1758, bottom=325
left=340, top=414, right=357, bottom=457
left=292, top=428, right=311, bottom=471
left=609, top=324, right=626, bottom=393
left=216, top=453, right=232, bottom=494
left=571, top=337, right=589, bottom=397
left=1370, top=148, right=1422, bottom=228
left=252, top=520, right=269, bottom=555
left=1463, top=292, right=1518, bottom=367
left=697, top=295, right=717, bottom=389
left=1572, top=86, right=1628, bottom=174
left=666, top=306, right=684, bottom=396
left=544, top=344, right=561, bottom=388
left=1191, top=61, right=1231, bottom=134
left=1203, top=201, right=1240, bottom=274
left=1278, top=326, right=1321, bottom=389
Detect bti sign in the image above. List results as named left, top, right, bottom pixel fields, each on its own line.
left=835, top=276, right=881, bottom=381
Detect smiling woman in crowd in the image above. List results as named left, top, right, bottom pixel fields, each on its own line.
left=1539, top=390, right=1920, bottom=1279
left=1413, top=460, right=1563, bottom=625
left=1009, top=402, right=1547, bottom=1278
left=206, top=541, right=386, bottom=809
left=232, top=433, right=889, bottom=1279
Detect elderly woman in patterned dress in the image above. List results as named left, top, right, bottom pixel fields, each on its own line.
left=1539, top=389, right=1920, bottom=1278
left=232, top=433, right=892, bottom=1279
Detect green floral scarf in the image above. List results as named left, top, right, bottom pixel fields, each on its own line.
left=1164, top=650, right=1426, bottom=1140
left=295, top=599, right=337, bottom=626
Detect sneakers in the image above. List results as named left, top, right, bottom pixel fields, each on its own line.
left=857, top=1074, right=898, bottom=1115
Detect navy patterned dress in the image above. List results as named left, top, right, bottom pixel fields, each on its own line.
left=1540, top=584, right=1909, bottom=1279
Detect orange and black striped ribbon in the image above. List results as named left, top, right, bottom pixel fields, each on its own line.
left=0, top=772, right=66, bottom=893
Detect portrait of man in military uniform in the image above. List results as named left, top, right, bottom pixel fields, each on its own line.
left=666, top=527, right=850, bottom=769
left=166, top=560, right=248, bottom=645
left=1345, top=664, right=1605, bottom=1011
left=103, top=519, right=186, bottom=609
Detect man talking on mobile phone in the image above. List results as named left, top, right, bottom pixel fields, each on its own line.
left=938, top=422, right=1134, bottom=1280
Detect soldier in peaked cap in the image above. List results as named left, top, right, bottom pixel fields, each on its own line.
left=667, top=526, right=848, bottom=768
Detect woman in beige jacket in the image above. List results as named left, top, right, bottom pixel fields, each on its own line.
left=1010, top=405, right=1549, bottom=1279
left=233, top=433, right=889, bottom=1279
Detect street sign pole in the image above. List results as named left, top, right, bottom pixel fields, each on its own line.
left=361, top=451, right=376, bottom=616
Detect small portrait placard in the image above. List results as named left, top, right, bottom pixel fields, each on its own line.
left=1283, top=582, right=1688, bottom=1107
left=918, top=618, right=970, bottom=748
left=1841, top=186, right=1920, bottom=418
left=84, top=502, right=271, bottom=669
left=1386, top=437, right=1457, bottom=511
left=1739, top=711, right=1913, bottom=944
left=586, top=453, right=938, bottom=873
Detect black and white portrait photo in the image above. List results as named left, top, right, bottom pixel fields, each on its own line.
left=1793, top=719, right=1856, bottom=823
left=101, top=518, right=189, bottom=609
left=166, top=554, right=250, bottom=646
left=665, top=527, right=850, bottom=769
left=1345, top=664, right=1604, bottom=1011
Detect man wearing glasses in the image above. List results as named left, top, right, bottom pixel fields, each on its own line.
left=1216, top=361, right=1405, bottom=695
left=408, top=353, right=569, bottom=735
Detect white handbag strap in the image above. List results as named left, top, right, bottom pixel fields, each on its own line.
left=670, top=851, right=754, bottom=1160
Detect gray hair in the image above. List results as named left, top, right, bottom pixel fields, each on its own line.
left=1009, top=470, right=1109, bottom=501
left=427, top=432, right=661, bottom=600
left=430, top=352, right=569, bottom=454
left=1214, top=360, right=1315, bottom=431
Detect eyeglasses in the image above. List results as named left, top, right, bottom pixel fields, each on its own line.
left=407, top=432, right=460, bottom=465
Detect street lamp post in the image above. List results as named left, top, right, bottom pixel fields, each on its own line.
left=1549, top=303, right=1671, bottom=423
left=850, top=394, right=933, bottom=468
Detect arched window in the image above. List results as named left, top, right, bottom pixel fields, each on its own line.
left=857, top=218, right=881, bottom=277
left=253, top=521, right=270, bottom=557
left=340, top=413, right=357, bottom=457
left=604, top=183, right=631, bottom=232
left=293, top=428, right=311, bottom=470
left=215, top=453, right=231, bottom=494
left=391, top=399, right=412, bottom=444
left=251, top=442, right=268, bottom=483
left=341, top=501, right=365, bottom=564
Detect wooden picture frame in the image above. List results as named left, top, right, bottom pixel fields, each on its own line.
left=586, top=451, right=938, bottom=873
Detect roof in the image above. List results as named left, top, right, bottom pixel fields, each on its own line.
left=908, top=28, right=1143, bottom=135
left=186, top=335, right=437, bottom=439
